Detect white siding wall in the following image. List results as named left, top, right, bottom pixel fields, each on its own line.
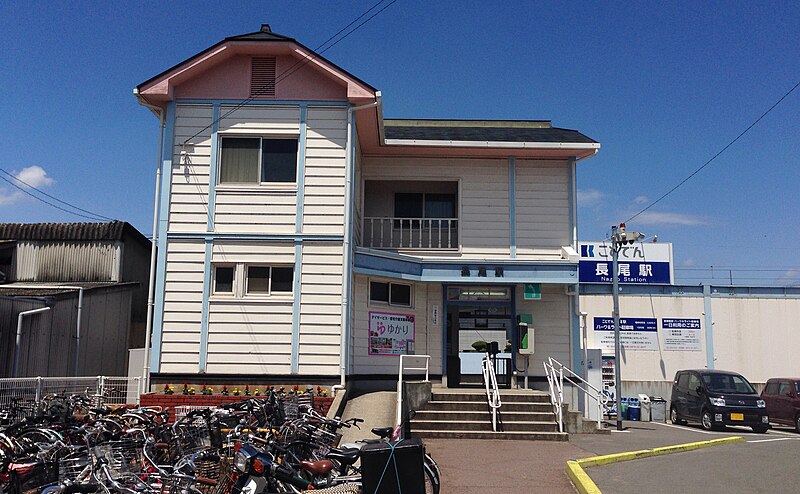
left=515, top=159, right=570, bottom=257
left=298, top=242, right=344, bottom=375
left=351, top=275, right=443, bottom=375
left=303, top=108, right=348, bottom=235
left=170, top=105, right=213, bottom=233
left=362, top=157, right=509, bottom=257
left=515, top=284, right=571, bottom=375
left=205, top=241, right=294, bottom=374
left=214, top=105, right=301, bottom=234
left=160, top=239, right=205, bottom=373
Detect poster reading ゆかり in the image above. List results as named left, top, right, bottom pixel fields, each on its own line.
left=368, top=311, right=415, bottom=356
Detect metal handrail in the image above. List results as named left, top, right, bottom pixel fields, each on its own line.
left=396, top=355, right=431, bottom=426
left=482, top=354, right=502, bottom=432
left=543, top=357, right=605, bottom=433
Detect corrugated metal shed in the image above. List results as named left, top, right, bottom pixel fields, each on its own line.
left=0, top=221, right=148, bottom=245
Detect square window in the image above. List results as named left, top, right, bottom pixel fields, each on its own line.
left=219, top=137, right=260, bottom=183
left=261, top=139, right=298, bottom=182
left=370, top=281, right=389, bottom=304
left=247, top=266, right=271, bottom=294
left=271, top=267, right=294, bottom=293
left=214, top=266, right=235, bottom=293
left=390, top=283, right=411, bottom=307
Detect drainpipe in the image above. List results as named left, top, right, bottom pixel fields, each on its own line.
left=9, top=286, right=84, bottom=375
left=340, top=95, right=381, bottom=387
left=135, top=92, right=165, bottom=393
left=14, top=307, right=51, bottom=377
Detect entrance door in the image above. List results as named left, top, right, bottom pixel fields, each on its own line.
left=444, top=286, right=514, bottom=388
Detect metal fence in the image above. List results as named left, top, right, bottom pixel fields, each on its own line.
left=0, top=376, right=142, bottom=410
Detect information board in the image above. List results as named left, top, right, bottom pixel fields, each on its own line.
left=368, top=311, right=415, bottom=356
left=662, top=318, right=702, bottom=351
left=594, top=317, right=658, bottom=351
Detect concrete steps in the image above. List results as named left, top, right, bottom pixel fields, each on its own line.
left=411, top=389, right=567, bottom=441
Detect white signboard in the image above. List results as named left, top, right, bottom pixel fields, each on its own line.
left=368, top=311, right=415, bottom=356
left=594, top=317, right=659, bottom=351
left=662, top=318, right=702, bottom=352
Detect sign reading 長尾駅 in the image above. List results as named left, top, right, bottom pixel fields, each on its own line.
left=662, top=318, right=702, bottom=351
left=594, top=317, right=658, bottom=351
left=579, top=242, right=673, bottom=285
left=368, top=311, right=415, bottom=356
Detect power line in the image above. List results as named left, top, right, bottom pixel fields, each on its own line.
left=625, top=79, right=800, bottom=224
left=0, top=168, right=115, bottom=221
left=0, top=175, right=110, bottom=221
left=182, top=0, right=398, bottom=146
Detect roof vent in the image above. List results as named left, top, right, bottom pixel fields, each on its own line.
left=260, top=24, right=272, bottom=33
left=251, top=57, right=276, bottom=98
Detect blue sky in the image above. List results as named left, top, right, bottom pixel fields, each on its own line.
left=1, top=1, right=798, bottom=286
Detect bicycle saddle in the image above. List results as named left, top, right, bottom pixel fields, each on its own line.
left=299, top=459, right=335, bottom=476
left=371, top=426, right=393, bottom=439
left=326, top=447, right=360, bottom=465
left=64, top=484, right=99, bottom=494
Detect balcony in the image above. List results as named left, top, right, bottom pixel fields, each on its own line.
left=363, top=217, right=459, bottom=250
left=360, top=180, right=459, bottom=251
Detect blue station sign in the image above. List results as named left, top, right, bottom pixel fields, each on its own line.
left=578, top=242, right=673, bottom=285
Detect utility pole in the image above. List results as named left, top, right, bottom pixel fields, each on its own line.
left=611, top=223, right=645, bottom=431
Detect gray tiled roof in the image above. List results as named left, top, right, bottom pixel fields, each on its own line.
left=0, top=221, right=146, bottom=243
left=384, top=125, right=596, bottom=144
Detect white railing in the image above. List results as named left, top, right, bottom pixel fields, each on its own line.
left=482, top=354, right=502, bottom=432
left=0, top=376, right=142, bottom=410
left=543, top=357, right=605, bottom=433
left=396, top=354, right=431, bottom=426
left=363, top=217, right=458, bottom=249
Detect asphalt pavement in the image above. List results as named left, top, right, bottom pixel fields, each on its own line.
left=423, top=421, right=800, bottom=494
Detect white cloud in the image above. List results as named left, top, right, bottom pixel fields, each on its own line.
left=633, top=195, right=649, bottom=204
left=577, top=189, right=604, bottom=207
left=0, top=166, right=55, bottom=205
left=682, top=258, right=696, bottom=267
left=634, top=210, right=708, bottom=226
left=779, top=268, right=800, bottom=284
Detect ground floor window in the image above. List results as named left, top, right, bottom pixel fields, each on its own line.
left=369, top=280, right=412, bottom=307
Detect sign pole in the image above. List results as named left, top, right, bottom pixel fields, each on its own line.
left=612, top=225, right=623, bottom=431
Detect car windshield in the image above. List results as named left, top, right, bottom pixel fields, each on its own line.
left=701, top=373, right=756, bottom=394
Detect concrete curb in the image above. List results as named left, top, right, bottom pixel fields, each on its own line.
left=566, top=436, right=745, bottom=493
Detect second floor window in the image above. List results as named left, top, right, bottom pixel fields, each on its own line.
left=394, top=193, right=456, bottom=219
left=219, top=137, right=298, bottom=184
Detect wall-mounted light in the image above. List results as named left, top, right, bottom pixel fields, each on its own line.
left=461, top=266, right=470, bottom=277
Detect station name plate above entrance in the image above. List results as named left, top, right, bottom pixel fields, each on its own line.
left=578, top=241, right=673, bottom=285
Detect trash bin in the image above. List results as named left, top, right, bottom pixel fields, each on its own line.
left=361, top=437, right=425, bottom=494
left=620, top=397, right=630, bottom=420
left=650, top=397, right=667, bottom=422
left=628, top=397, right=641, bottom=421
left=638, top=394, right=651, bottom=421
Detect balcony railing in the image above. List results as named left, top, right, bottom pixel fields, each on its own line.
left=363, top=217, right=459, bottom=250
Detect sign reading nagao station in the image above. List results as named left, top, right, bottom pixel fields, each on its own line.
left=662, top=318, right=702, bottom=351
left=579, top=242, right=674, bottom=284
left=368, top=311, right=416, bottom=355
left=594, top=317, right=658, bottom=351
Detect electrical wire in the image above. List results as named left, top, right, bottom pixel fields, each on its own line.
left=0, top=175, right=111, bottom=221
left=181, top=0, right=398, bottom=146
left=0, top=168, right=115, bottom=221
left=625, top=79, right=800, bottom=224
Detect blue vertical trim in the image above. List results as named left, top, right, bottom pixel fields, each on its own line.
left=290, top=241, right=303, bottom=374
left=567, top=158, right=576, bottom=247
left=509, top=157, right=517, bottom=258
left=295, top=105, right=308, bottom=234
left=703, top=284, right=715, bottom=369
left=570, top=289, right=582, bottom=373
left=207, top=105, right=220, bottom=232
left=150, top=101, right=176, bottom=373
left=198, top=240, right=212, bottom=372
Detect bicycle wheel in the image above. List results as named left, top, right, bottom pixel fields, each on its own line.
left=423, top=461, right=440, bottom=494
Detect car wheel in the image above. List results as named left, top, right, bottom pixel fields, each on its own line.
left=701, top=409, right=715, bottom=430
left=752, top=425, right=769, bottom=434
left=670, top=406, right=686, bottom=425
left=795, top=415, right=800, bottom=434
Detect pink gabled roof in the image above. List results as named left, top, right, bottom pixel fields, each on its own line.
left=136, top=25, right=377, bottom=105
